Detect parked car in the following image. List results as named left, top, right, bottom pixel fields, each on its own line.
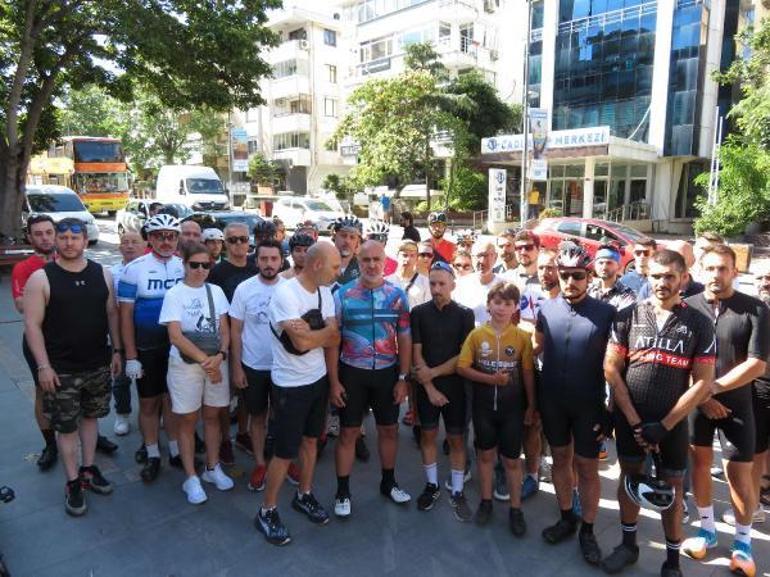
left=115, top=199, right=153, bottom=235
left=533, top=217, right=652, bottom=273
left=24, top=185, right=99, bottom=245
left=272, top=196, right=345, bottom=233
left=184, top=211, right=264, bottom=248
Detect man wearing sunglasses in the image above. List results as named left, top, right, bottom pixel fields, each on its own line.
left=24, top=218, right=123, bottom=516
left=493, top=229, right=518, bottom=275
left=119, top=214, right=185, bottom=482
left=620, top=238, right=656, bottom=296
left=534, top=241, right=615, bottom=566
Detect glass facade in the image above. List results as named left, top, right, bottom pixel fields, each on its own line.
left=552, top=1, right=656, bottom=140
left=528, top=2, right=544, bottom=108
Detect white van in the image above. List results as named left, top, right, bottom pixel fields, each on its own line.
left=155, top=165, right=229, bottom=211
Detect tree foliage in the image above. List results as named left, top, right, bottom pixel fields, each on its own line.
left=248, top=153, right=284, bottom=188
left=0, top=0, right=280, bottom=236
left=322, top=173, right=356, bottom=201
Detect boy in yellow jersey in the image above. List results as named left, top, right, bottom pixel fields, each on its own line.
left=457, top=281, right=536, bottom=536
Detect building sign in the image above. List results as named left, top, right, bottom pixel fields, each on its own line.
left=529, top=108, right=549, bottom=160
left=529, top=158, right=548, bottom=181
left=488, top=168, right=507, bottom=228
left=230, top=128, right=249, bottom=172
left=481, top=126, right=610, bottom=155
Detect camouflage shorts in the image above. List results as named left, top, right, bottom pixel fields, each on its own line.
left=43, top=365, right=111, bottom=434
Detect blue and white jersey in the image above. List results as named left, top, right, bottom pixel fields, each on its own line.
left=118, top=253, right=184, bottom=350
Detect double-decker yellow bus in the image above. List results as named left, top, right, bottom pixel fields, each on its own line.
left=41, top=136, right=131, bottom=215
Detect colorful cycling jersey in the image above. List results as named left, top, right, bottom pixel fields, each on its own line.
left=608, top=300, right=716, bottom=419
left=117, top=252, right=184, bottom=350
left=334, top=278, right=410, bottom=370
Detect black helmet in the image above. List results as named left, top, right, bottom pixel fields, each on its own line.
left=556, top=240, right=592, bottom=269
left=254, top=219, right=277, bottom=240
left=289, top=232, right=315, bottom=252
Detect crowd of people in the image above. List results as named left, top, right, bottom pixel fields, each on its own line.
left=9, top=208, right=770, bottom=577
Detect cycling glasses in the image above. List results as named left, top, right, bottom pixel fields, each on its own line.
left=431, top=261, right=455, bottom=276
left=515, top=243, right=536, bottom=252
left=226, top=236, right=250, bottom=245
left=150, top=232, right=178, bottom=242
left=188, top=261, right=212, bottom=270
left=558, top=271, right=588, bottom=281
left=55, top=219, right=85, bottom=234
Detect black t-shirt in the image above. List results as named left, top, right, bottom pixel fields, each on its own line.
left=208, top=259, right=258, bottom=302
left=609, top=300, right=715, bottom=420
left=411, top=299, right=475, bottom=385
left=686, top=290, right=770, bottom=407
left=402, top=225, right=421, bottom=242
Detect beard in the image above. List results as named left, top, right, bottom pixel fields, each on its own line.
left=430, top=228, right=444, bottom=239
left=260, top=268, right=277, bottom=280
left=759, top=292, right=770, bottom=305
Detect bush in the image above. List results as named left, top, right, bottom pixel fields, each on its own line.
left=443, top=166, right=486, bottom=211
left=540, top=207, right=562, bottom=218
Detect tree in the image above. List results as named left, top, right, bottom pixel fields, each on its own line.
left=322, top=173, right=356, bottom=201
left=0, top=0, right=280, bottom=237
left=404, top=42, right=448, bottom=82
left=60, top=85, right=129, bottom=138
left=248, top=153, right=280, bottom=187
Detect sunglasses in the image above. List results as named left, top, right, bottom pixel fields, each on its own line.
left=559, top=271, right=587, bottom=281
left=226, top=236, right=250, bottom=244
left=453, top=263, right=473, bottom=270
left=515, top=244, right=535, bottom=251
left=151, top=232, right=178, bottom=242
left=634, top=249, right=651, bottom=256
left=56, top=221, right=84, bottom=234
left=188, top=261, right=212, bottom=270
left=418, top=252, right=434, bottom=258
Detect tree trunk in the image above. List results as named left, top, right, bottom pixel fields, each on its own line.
left=424, top=136, right=431, bottom=212
left=0, top=146, right=28, bottom=240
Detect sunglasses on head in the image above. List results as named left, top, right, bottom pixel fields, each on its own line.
left=188, top=261, right=212, bottom=270
left=56, top=221, right=84, bottom=234
left=151, top=232, right=177, bottom=242
left=515, top=244, right=535, bottom=251
left=226, top=235, right=250, bottom=244
left=431, top=261, right=455, bottom=276
left=559, top=270, right=587, bottom=281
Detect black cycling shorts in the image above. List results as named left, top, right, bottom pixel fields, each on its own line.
left=690, top=404, right=755, bottom=463
left=136, top=347, right=169, bottom=398
left=22, top=335, right=40, bottom=388
left=270, top=377, right=328, bottom=460
left=753, top=381, right=770, bottom=454
left=240, top=365, right=271, bottom=417
left=415, top=375, right=466, bottom=435
left=471, top=382, right=524, bottom=459
left=539, top=389, right=603, bottom=459
left=338, top=363, right=399, bottom=428
left=614, top=411, right=688, bottom=477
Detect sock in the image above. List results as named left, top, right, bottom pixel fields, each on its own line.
left=424, top=462, right=438, bottom=486
left=146, top=443, right=160, bottom=459
left=337, top=475, right=350, bottom=498
left=622, top=523, right=638, bottom=548
left=665, top=539, right=680, bottom=568
left=168, top=440, right=180, bottom=458
left=561, top=508, right=575, bottom=523
left=735, top=522, right=752, bottom=546
left=297, top=489, right=310, bottom=499
left=451, top=469, right=465, bottom=494
left=697, top=505, right=715, bottom=534
left=42, top=428, right=55, bottom=446
left=381, top=468, right=395, bottom=489
left=580, top=521, right=593, bottom=535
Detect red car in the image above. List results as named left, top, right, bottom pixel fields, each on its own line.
left=533, top=217, right=652, bottom=273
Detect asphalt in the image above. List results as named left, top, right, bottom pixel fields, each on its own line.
left=0, top=219, right=767, bottom=577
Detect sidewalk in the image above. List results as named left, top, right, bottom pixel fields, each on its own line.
left=0, top=267, right=767, bottom=577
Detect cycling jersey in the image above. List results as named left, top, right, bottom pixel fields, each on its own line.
left=608, top=300, right=715, bottom=420
left=332, top=256, right=360, bottom=293
left=334, top=278, right=410, bottom=370
left=117, top=252, right=184, bottom=350
left=430, top=237, right=456, bottom=264
left=588, top=279, right=636, bottom=311
left=502, top=268, right=544, bottom=324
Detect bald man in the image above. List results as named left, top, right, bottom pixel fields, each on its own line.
left=179, top=220, right=202, bottom=249
left=638, top=240, right=704, bottom=300
left=255, top=242, right=341, bottom=546
left=330, top=240, right=413, bottom=517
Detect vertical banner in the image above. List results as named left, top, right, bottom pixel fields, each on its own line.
left=528, top=108, right=549, bottom=181
left=230, top=127, right=249, bottom=172
left=488, top=168, right=507, bottom=231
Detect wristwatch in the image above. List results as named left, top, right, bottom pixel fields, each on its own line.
left=218, top=350, right=228, bottom=361
left=398, top=372, right=408, bottom=381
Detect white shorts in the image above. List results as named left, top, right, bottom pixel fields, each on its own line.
left=167, top=355, right=230, bottom=414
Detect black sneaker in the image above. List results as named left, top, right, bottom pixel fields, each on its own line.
left=255, top=508, right=291, bottom=546
left=79, top=465, right=113, bottom=495
left=355, top=436, right=370, bottom=462
left=291, top=492, right=330, bottom=525
left=194, top=432, right=206, bottom=454
left=475, top=500, right=493, bottom=526
left=140, top=457, right=161, bottom=482
left=95, top=435, right=118, bottom=455
left=509, top=508, right=526, bottom=537
left=65, top=478, right=87, bottom=516
left=542, top=518, right=577, bottom=544
left=37, top=443, right=57, bottom=471
left=451, top=492, right=473, bottom=522
left=601, top=544, right=639, bottom=574
left=135, top=444, right=147, bottom=464
left=579, top=530, right=602, bottom=565
left=660, top=561, right=682, bottom=577
left=169, top=454, right=183, bottom=469
left=417, top=483, right=440, bottom=511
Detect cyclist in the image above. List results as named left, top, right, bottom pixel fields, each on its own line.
left=750, top=265, right=770, bottom=522
left=330, top=216, right=363, bottom=292
left=365, top=219, right=397, bottom=275
left=493, top=229, right=518, bottom=275
left=426, top=212, right=456, bottom=264
left=282, top=233, right=316, bottom=280
left=602, top=249, right=716, bottom=577
left=588, top=243, right=636, bottom=311
left=202, top=228, right=225, bottom=264
left=620, top=238, right=656, bottom=295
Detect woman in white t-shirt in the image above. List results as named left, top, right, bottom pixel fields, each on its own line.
left=159, top=242, right=233, bottom=505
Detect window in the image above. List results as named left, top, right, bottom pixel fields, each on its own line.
left=247, top=138, right=260, bottom=155
left=273, top=132, right=310, bottom=151
left=324, top=29, right=337, bottom=46
left=288, top=28, right=307, bottom=41
left=557, top=221, right=582, bottom=236
left=438, top=22, right=451, bottom=46
left=324, top=98, right=337, bottom=118
left=585, top=223, right=607, bottom=241
left=399, top=25, right=436, bottom=49
left=326, top=64, right=337, bottom=84
left=273, top=59, right=308, bottom=78
left=360, top=35, right=393, bottom=63
left=272, top=95, right=312, bottom=116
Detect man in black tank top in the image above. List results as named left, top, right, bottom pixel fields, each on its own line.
left=23, top=218, right=123, bottom=517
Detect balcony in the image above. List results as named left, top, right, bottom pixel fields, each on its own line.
left=267, top=39, right=310, bottom=65
left=271, top=113, right=311, bottom=135
left=437, top=35, right=481, bottom=69
left=436, top=0, right=481, bottom=21
left=273, top=148, right=311, bottom=167
left=270, top=75, right=311, bottom=100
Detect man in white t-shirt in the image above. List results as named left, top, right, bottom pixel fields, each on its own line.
left=255, top=242, right=341, bottom=546
left=452, top=240, right=503, bottom=325
left=229, top=240, right=285, bottom=493
left=385, top=240, right=431, bottom=309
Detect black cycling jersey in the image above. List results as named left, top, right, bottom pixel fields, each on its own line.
left=609, top=300, right=715, bottom=420
left=686, top=290, right=770, bottom=408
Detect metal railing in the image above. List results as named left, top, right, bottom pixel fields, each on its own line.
left=605, top=201, right=650, bottom=223
left=472, top=204, right=515, bottom=230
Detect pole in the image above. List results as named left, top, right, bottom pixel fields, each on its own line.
left=226, top=112, right=233, bottom=203
left=520, top=0, right=532, bottom=225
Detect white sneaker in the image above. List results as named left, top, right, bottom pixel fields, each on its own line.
left=384, top=485, right=411, bottom=504
left=182, top=476, right=207, bottom=505
left=334, top=496, right=351, bottom=518
left=113, top=414, right=130, bottom=436
left=201, top=463, right=234, bottom=491
left=721, top=506, right=765, bottom=526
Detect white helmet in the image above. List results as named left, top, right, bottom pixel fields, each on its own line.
left=202, top=228, right=224, bottom=242
left=145, top=214, right=181, bottom=233
left=624, top=473, right=675, bottom=512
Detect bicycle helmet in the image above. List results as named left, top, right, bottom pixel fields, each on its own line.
left=254, top=219, right=277, bottom=240
left=289, top=232, right=315, bottom=252
left=624, top=473, right=675, bottom=512
left=202, top=228, right=224, bottom=242
left=556, top=240, right=592, bottom=269
left=145, top=214, right=181, bottom=233
left=455, top=228, right=478, bottom=246
left=330, top=216, right=362, bottom=235
left=366, top=219, right=390, bottom=242
left=428, top=211, right=447, bottom=225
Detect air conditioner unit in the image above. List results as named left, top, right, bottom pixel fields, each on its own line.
left=299, top=39, right=309, bottom=50
left=490, top=49, right=499, bottom=61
